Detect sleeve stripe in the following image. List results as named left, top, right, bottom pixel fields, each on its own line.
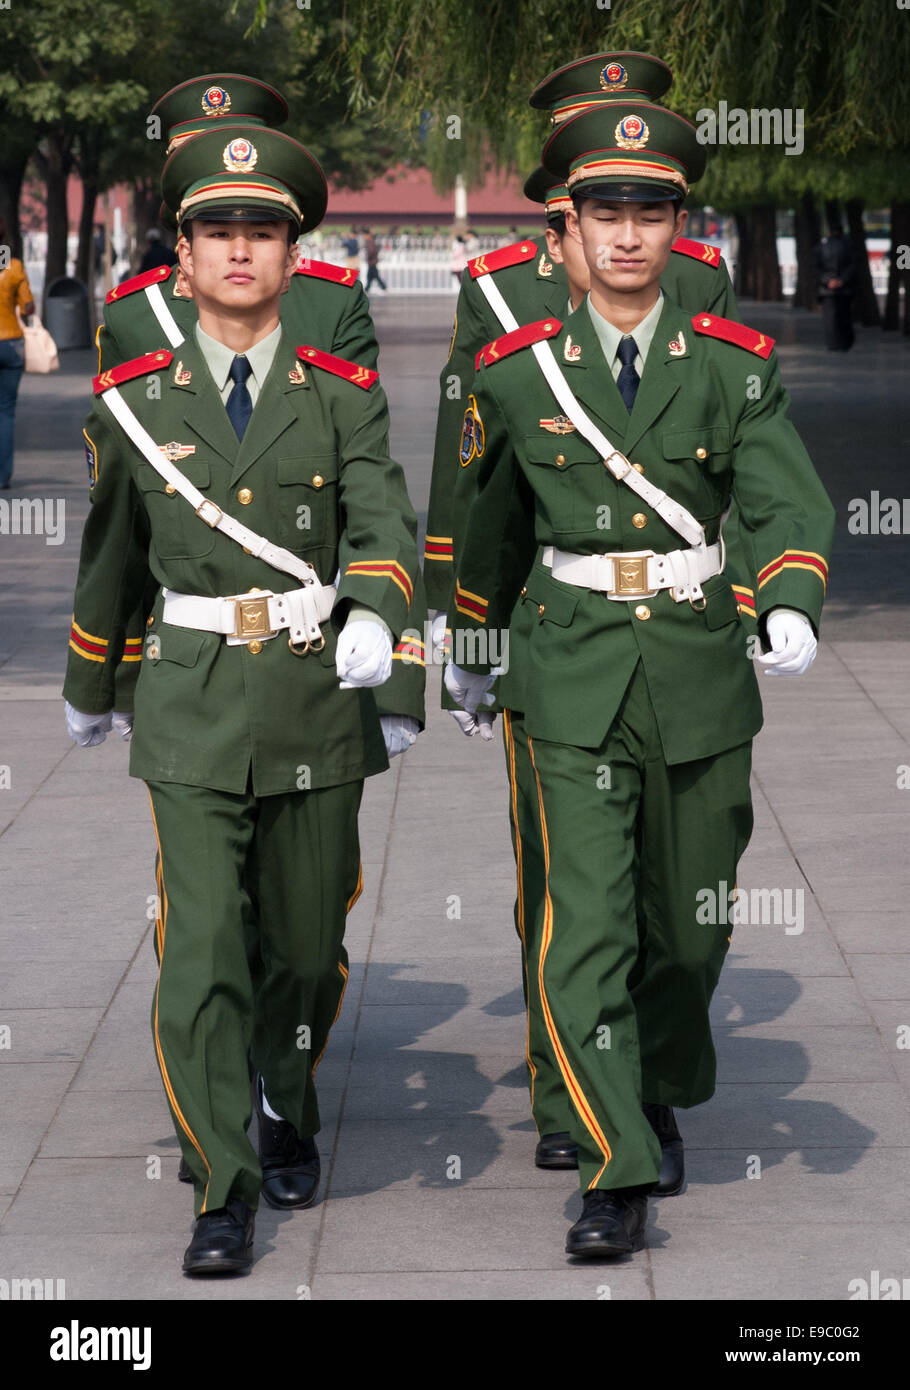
left=68, top=639, right=106, bottom=663
left=757, top=551, right=828, bottom=591
left=454, top=580, right=488, bottom=608
left=345, top=560, right=414, bottom=606
left=71, top=619, right=108, bottom=647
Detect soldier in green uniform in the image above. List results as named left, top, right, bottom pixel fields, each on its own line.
left=64, top=125, right=420, bottom=1274
left=446, top=98, right=834, bottom=1257
left=434, top=53, right=751, bottom=1188
left=100, top=73, right=426, bottom=751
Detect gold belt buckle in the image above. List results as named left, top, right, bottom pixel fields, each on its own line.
left=234, top=595, right=273, bottom=640
left=611, top=554, right=654, bottom=598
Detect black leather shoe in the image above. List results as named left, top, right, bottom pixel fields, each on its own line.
left=535, top=1132, right=579, bottom=1169
left=566, top=1188, right=648, bottom=1258
left=177, top=1156, right=193, bottom=1184
left=182, top=1198, right=254, bottom=1275
left=642, top=1101, right=685, bottom=1196
left=255, top=1073, right=320, bottom=1210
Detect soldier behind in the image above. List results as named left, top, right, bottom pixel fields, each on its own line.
left=63, top=126, right=420, bottom=1274
left=446, top=98, right=834, bottom=1258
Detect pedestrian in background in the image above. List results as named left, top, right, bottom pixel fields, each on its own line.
left=0, top=218, right=35, bottom=489
left=450, top=233, right=467, bottom=283
left=138, top=228, right=178, bottom=275
left=814, top=222, right=856, bottom=351
left=363, top=226, right=387, bottom=291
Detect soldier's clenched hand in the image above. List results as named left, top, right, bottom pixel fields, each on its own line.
left=336, top=619, right=393, bottom=688
left=757, top=609, right=817, bottom=677
left=65, top=702, right=113, bottom=747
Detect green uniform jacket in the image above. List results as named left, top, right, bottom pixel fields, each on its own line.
left=424, top=233, right=740, bottom=611
left=99, top=261, right=427, bottom=725
left=64, top=330, right=420, bottom=796
left=449, top=293, right=835, bottom=766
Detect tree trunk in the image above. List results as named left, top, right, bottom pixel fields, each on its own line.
left=0, top=151, right=30, bottom=259
left=845, top=197, right=880, bottom=327
left=39, top=130, right=74, bottom=297
left=75, top=173, right=98, bottom=286
left=887, top=203, right=910, bottom=336
left=750, top=204, right=782, bottom=301
left=793, top=191, right=820, bottom=311
left=733, top=211, right=754, bottom=298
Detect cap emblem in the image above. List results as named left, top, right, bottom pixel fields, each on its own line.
left=600, top=62, right=628, bottom=91
left=223, top=137, right=258, bottom=172
left=615, top=115, right=650, bottom=149
left=201, top=85, right=231, bottom=116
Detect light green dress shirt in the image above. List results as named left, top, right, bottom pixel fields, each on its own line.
left=586, top=289, right=665, bottom=380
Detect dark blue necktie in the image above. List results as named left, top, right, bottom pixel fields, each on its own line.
left=226, top=355, right=253, bottom=440
left=616, top=336, right=640, bottom=412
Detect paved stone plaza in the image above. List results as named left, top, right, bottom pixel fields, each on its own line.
left=0, top=294, right=908, bottom=1300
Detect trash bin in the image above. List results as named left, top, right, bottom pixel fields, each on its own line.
left=44, top=276, right=92, bottom=350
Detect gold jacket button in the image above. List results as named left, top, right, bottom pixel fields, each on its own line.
left=146, top=614, right=155, bottom=627
left=147, top=644, right=160, bottom=659
left=520, top=586, right=527, bottom=597
left=537, top=603, right=546, bottom=616
left=238, top=487, right=253, bottom=505
left=248, top=639, right=263, bottom=655
left=165, top=483, right=176, bottom=495
left=634, top=604, right=651, bottom=621
left=696, top=446, right=707, bottom=460
left=555, top=454, right=566, bottom=466
left=632, top=512, right=647, bottom=529
left=632, top=462, right=644, bottom=473
left=312, top=474, right=324, bottom=488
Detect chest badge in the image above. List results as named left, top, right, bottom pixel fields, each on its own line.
left=159, top=441, right=196, bottom=462
left=563, top=335, right=582, bottom=362
left=288, top=361, right=306, bottom=384
left=173, top=361, right=192, bottom=385
left=539, top=415, right=576, bottom=434
left=667, top=329, right=688, bottom=357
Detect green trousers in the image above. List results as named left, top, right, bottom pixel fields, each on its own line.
left=502, top=660, right=753, bottom=1191
left=146, top=777, right=363, bottom=1216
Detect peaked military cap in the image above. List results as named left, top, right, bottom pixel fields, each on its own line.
left=529, top=51, right=673, bottom=125
left=543, top=101, right=706, bottom=203
left=523, top=166, right=573, bottom=221
left=161, top=124, right=328, bottom=234
left=152, top=74, right=289, bottom=155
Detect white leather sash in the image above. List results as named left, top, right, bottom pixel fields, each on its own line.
left=100, top=385, right=334, bottom=645
left=144, top=283, right=184, bottom=348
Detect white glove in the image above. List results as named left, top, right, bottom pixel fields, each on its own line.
left=111, top=711, right=134, bottom=741
left=336, top=619, right=393, bottom=688
left=380, top=714, right=419, bottom=757
left=430, top=611, right=449, bottom=661
left=65, top=702, right=113, bottom=747
left=756, top=609, right=817, bottom=677
left=449, top=708, right=496, bottom=741
left=444, top=660, right=496, bottom=711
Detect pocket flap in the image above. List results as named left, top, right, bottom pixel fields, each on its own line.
left=278, top=452, right=339, bottom=486
left=522, top=567, right=581, bottom=627
left=524, top=435, right=600, bottom=469
left=150, top=625, right=208, bottom=667
left=136, top=459, right=210, bottom=492
left=703, top=577, right=740, bottom=630
left=662, top=426, right=731, bottom=461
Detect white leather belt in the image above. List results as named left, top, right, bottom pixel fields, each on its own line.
left=541, top=542, right=723, bottom=604
left=162, top=584, right=336, bottom=651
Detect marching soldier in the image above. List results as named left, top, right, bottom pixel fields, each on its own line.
left=435, top=53, right=750, bottom=1187
left=446, top=99, right=834, bottom=1257
left=101, top=73, right=426, bottom=754
left=64, top=125, right=420, bottom=1273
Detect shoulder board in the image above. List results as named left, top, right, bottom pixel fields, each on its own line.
left=294, top=258, right=360, bottom=288
left=105, top=264, right=175, bottom=305
left=672, top=237, right=724, bottom=269
left=475, top=317, right=562, bottom=370
left=296, top=346, right=378, bottom=389
left=468, top=240, right=538, bottom=279
left=93, top=349, right=174, bottom=395
left=691, top=313, right=774, bottom=359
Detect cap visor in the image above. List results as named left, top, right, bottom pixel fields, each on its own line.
left=580, top=181, right=683, bottom=203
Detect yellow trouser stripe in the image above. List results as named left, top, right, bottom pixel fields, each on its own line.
left=527, top=735, right=612, bottom=1187
left=146, top=788, right=213, bottom=1210
left=503, top=711, right=536, bottom=1105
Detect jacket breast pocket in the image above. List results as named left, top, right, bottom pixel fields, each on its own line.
left=277, top=452, right=339, bottom=550
left=521, top=567, right=582, bottom=628
left=523, top=434, right=605, bottom=535
left=661, top=425, right=731, bottom=516
left=702, top=574, right=741, bottom=631
left=135, top=459, right=215, bottom=560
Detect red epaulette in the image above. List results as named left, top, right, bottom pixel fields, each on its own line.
left=105, top=264, right=175, bottom=304
left=294, top=258, right=360, bottom=288
left=468, top=240, right=538, bottom=279
left=691, top=313, right=775, bottom=360
left=475, top=317, right=562, bottom=371
left=672, top=237, right=723, bottom=269
left=296, top=346, right=377, bottom=389
left=93, top=349, right=174, bottom=395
